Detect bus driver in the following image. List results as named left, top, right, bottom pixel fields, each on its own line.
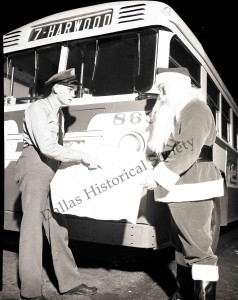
left=15, top=68, right=100, bottom=300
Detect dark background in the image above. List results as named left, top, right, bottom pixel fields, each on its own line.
left=1, top=0, right=237, bottom=292
left=2, top=0, right=237, bottom=103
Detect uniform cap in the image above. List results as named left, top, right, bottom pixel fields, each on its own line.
left=45, top=68, right=80, bottom=87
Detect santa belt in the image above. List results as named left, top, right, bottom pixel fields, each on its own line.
left=197, top=145, right=213, bottom=162
left=161, top=145, right=213, bottom=162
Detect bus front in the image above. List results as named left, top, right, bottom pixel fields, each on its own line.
left=4, top=1, right=178, bottom=249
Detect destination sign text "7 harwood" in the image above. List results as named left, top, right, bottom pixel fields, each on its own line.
left=29, top=10, right=113, bottom=41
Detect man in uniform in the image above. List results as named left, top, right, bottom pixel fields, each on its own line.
left=15, top=69, right=100, bottom=299
left=141, top=67, right=224, bottom=300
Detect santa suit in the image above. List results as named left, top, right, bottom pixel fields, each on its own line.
left=152, top=99, right=224, bottom=283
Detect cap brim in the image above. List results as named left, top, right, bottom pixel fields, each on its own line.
left=57, top=80, right=80, bottom=87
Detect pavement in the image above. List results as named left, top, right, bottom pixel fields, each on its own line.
left=0, top=221, right=237, bottom=300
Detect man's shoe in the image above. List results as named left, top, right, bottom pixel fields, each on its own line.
left=65, top=283, right=97, bottom=296
left=21, top=296, right=48, bottom=300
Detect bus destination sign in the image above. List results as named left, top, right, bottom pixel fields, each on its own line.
left=29, top=10, right=113, bottom=41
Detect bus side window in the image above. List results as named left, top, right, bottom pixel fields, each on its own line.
left=3, top=45, right=61, bottom=105
left=221, top=96, right=231, bottom=143
left=233, top=113, right=238, bottom=150
left=169, top=36, right=201, bottom=88
left=4, top=52, right=35, bottom=104
left=207, top=75, right=220, bottom=131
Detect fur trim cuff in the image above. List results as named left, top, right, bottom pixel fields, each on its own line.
left=152, top=162, right=179, bottom=191
left=192, top=264, right=219, bottom=281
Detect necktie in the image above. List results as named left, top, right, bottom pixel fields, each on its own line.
left=58, top=108, right=63, bottom=146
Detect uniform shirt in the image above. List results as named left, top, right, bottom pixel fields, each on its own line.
left=152, top=99, right=224, bottom=202
left=23, top=98, right=80, bottom=162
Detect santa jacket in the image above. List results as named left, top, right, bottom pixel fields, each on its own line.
left=152, top=99, right=224, bottom=202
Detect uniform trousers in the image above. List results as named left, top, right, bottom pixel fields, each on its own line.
left=168, top=200, right=218, bottom=268
left=15, top=146, right=81, bottom=298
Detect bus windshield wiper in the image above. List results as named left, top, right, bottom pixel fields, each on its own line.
left=92, top=39, right=99, bottom=81
left=135, top=91, right=158, bottom=100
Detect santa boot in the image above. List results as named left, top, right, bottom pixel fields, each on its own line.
left=192, top=264, right=219, bottom=300
left=168, top=264, right=194, bottom=300
left=194, top=280, right=217, bottom=300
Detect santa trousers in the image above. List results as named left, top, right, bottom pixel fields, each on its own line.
left=168, top=200, right=219, bottom=281
left=15, top=146, right=82, bottom=298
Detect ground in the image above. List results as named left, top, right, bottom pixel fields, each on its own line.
left=0, top=221, right=237, bottom=300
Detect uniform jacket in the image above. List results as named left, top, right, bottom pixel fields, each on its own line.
left=23, top=98, right=81, bottom=162
left=152, top=99, right=224, bottom=202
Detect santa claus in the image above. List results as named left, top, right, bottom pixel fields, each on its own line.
left=141, top=67, right=224, bottom=300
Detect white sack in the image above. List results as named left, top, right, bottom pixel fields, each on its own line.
left=50, top=144, right=152, bottom=224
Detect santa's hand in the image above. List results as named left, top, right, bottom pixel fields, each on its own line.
left=140, top=175, right=157, bottom=190
left=147, top=153, right=159, bottom=166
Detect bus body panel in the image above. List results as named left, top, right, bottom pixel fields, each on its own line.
left=4, top=1, right=238, bottom=249
left=4, top=209, right=171, bottom=249
left=226, top=146, right=238, bottom=223
left=4, top=98, right=173, bottom=250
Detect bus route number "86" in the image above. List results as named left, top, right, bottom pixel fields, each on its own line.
left=113, top=112, right=142, bottom=125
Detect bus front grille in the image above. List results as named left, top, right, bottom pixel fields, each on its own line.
left=118, top=3, right=146, bottom=24
left=3, top=31, right=21, bottom=47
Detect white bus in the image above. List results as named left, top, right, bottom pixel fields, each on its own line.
left=4, top=1, right=238, bottom=250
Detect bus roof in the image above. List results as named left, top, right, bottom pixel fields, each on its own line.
left=3, top=1, right=236, bottom=110
left=2, top=1, right=207, bottom=56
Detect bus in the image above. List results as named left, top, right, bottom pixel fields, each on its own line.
left=4, top=1, right=238, bottom=250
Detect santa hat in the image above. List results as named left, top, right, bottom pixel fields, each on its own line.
left=148, top=67, right=191, bottom=94
left=156, top=67, right=191, bottom=86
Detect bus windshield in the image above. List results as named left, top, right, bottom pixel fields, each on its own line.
left=67, top=28, right=157, bottom=96
left=4, top=28, right=157, bottom=102
left=4, top=45, right=61, bottom=103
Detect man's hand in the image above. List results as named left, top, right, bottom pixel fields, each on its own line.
left=64, top=141, right=78, bottom=148
left=81, top=153, right=102, bottom=170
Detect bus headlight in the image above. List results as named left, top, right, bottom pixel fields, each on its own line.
left=118, top=131, right=145, bottom=152
left=162, top=6, right=171, bottom=16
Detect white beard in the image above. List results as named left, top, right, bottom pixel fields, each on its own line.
left=147, top=85, right=202, bottom=154
left=148, top=99, right=175, bottom=153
